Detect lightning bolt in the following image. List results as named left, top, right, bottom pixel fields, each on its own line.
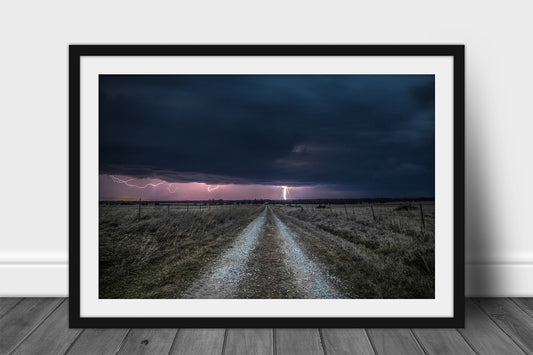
left=207, top=185, right=220, bottom=192
left=281, top=186, right=289, bottom=200
left=110, top=175, right=178, bottom=193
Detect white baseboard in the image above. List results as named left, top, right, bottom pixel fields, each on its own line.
left=0, top=264, right=68, bottom=297
left=1, top=262, right=532, bottom=297
left=465, top=263, right=533, bottom=297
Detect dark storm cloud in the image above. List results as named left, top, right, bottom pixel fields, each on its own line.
left=99, top=74, right=435, bottom=197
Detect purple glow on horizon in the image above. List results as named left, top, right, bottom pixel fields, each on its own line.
left=99, top=175, right=359, bottom=201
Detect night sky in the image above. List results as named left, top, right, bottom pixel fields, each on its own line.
left=99, top=75, right=434, bottom=200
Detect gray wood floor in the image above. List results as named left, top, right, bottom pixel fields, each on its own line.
left=0, top=298, right=532, bottom=354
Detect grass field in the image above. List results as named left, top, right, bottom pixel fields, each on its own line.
left=99, top=201, right=434, bottom=299
left=271, top=203, right=434, bottom=298
left=99, top=204, right=263, bottom=298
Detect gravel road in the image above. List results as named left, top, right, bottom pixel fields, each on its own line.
left=182, top=208, right=267, bottom=298
left=181, top=206, right=342, bottom=299
left=271, top=209, right=343, bottom=299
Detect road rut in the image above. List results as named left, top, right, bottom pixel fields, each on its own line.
left=182, top=208, right=267, bottom=298
left=181, top=206, right=342, bottom=299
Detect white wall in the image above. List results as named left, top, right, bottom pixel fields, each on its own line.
left=1, top=1, right=532, bottom=296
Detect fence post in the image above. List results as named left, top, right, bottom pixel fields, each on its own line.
left=167, top=204, right=170, bottom=216
left=186, top=202, right=189, bottom=212
left=370, top=205, right=376, bottom=222
left=138, top=198, right=141, bottom=220
left=344, top=204, right=348, bottom=217
left=419, top=204, right=426, bottom=230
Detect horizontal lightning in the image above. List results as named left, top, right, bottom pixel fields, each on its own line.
left=111, top=175, right=177, bottom=193
left=110, top=176, right=223, bottom=194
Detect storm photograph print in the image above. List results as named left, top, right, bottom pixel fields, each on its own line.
left=98, top=74, right=435, bottom=300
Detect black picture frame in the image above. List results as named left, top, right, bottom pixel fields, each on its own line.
left=69, top=45, right=465, bottom=328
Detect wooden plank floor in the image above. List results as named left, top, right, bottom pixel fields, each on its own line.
left=0, top=299, right=531, bottom=354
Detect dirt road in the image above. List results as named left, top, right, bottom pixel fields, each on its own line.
left=182, top=206, right=342, bottom=299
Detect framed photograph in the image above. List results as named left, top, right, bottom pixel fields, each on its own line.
left=70, top=45, right=464, bottom=327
